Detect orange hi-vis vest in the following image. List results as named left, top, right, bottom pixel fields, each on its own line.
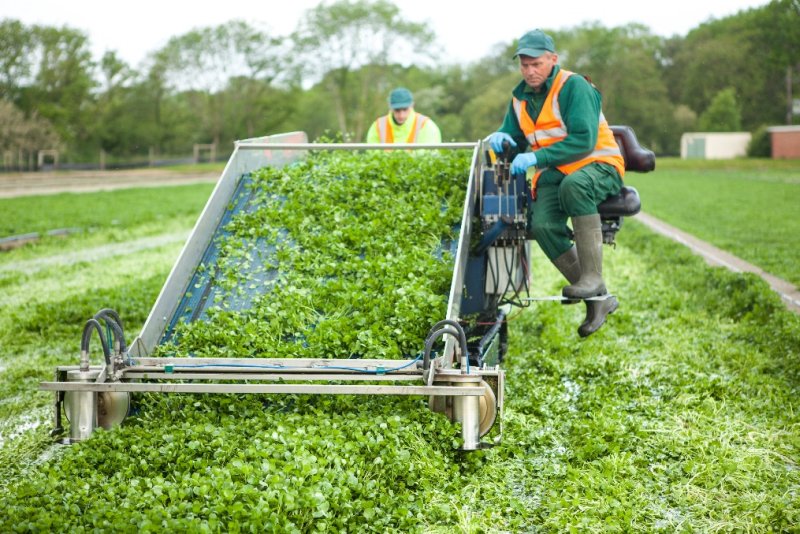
left=512, top=69, right=625, bottom=199
left=376, top=112, right=430, bottom=143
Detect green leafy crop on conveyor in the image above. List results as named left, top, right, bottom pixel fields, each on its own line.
left=157, top=149, right=471, bottom=360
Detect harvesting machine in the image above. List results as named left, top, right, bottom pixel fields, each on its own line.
left=40, top=127, right=654, bottom=450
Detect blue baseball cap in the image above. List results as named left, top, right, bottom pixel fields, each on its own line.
left=388, top=87, right=414, bottom=109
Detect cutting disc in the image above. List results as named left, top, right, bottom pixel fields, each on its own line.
left=97, top=391, right=130, bottom=429
left=478, top=380, right=497, bottom=437
left=64, top=391, right=130, bottom=429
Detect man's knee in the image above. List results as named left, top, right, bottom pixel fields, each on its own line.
left=530, top=220, right=571, bottom=259
left=558, top=174, right=592, bottom=214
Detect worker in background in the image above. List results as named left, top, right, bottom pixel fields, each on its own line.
left=366, top=87, right=442, bottom=144
left=488, top=29, right=625, bottom=338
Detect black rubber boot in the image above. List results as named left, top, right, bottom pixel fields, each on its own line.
left=563, top=214, right=606, bottom=299
left=579, top=296, right=619, bottom=337
left=552, top=247, right=581, bottom=305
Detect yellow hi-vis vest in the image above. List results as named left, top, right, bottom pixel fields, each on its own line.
left=376, top=112, right=430, bottom=143
left=512, top=69, right=625, bottom=199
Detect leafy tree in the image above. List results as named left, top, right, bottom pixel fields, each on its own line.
left=673, top=104, right=698, bottom=133
left=458, top=72, right=518, bottom=141
left=148, top=21, right=287, bottom=147
left=11, top=24, right=95, bottom=157
left=749, top=0, right=800, bottom=125
left=747, top=125, right=772, bottom=157
left=219, top=77, right=297, bottom=141
left=432, top=47, right=520, bottom=141
left=90, top=51, right=136, bottom=156
left=0, top=19, right=34, bottom=101
left=290, top=0, right=435, bottom=138
left=552, top=23, right=676, bottom=153
left=0, top=99, right=60, bottom=169
left=697, top=87, right=742, bottom=131
left=665, top=1, right=795, bottom=130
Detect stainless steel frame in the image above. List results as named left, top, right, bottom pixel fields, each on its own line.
left=42, top=133, right=507, bottom=451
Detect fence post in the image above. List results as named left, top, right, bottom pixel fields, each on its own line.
left=37, top=149, right=59, bottom=170
left=193, top=143, right=217, bottom=163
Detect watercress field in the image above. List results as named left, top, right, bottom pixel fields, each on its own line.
left=625, top=158, right=800, bottom=286
left=0, top=155, right=797, bottom=531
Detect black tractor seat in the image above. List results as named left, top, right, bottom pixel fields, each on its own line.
left=596, top=125, right=655, bottom=244
left=598, top=185, right=642, bottom=218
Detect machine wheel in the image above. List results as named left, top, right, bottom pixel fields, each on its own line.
left=478, top=380, right=498, bottom=437
left=428, top=380, right=498, bottom=437
left=64, top=391, right=130, bottom=430
left=97, top=391, right=130, bottom=429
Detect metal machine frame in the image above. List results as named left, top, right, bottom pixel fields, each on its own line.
left=41, top=133, right=517, bottom=451
left=40, top=126, right=654, bottom=450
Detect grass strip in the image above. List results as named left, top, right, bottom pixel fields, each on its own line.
left=625, top=157, right=800, bottom=286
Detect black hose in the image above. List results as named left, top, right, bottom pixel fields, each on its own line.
left=428, top=319, right=468, bottom=361
left=93, top=308, right=127, bottom=353
left=94, top=308, right=123, bottom=329
left=423, top=327, right=462, bottom=371
left=81, top=318, right=111, bottom=365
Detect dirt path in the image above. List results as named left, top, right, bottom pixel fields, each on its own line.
left=0, top=168, right=220, bottom=199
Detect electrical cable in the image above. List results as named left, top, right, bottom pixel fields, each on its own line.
left=154, top=354, right=424, bottom=375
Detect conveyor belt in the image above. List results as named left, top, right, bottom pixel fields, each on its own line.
left=162, top=173, right=280, bottom=342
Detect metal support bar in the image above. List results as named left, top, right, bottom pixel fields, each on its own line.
left=40, top=382, right=485, bottom=396
left=131, top=356, right=422, bottom=370
left=521, top=294, right=616, bottom=302
left=122, top=372, right=423, bottom=381
left=235, top=142, right=477, bottom=151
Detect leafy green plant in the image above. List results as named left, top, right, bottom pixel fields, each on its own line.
left=0, top=158, right=798, bottom=532
left=158, top=149, right=470, bottom=360
left=747, top=125, right=771, bottom=158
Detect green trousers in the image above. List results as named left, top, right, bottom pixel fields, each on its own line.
left=527, top=162, right=623, bottom=260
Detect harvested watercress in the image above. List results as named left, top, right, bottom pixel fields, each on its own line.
left=158, top=149, right=470, bottom=360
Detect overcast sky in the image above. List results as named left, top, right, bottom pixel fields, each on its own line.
left=3, top=0, right=773, bottom=67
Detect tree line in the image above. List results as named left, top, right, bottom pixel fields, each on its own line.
left=0, top=0, right=798, bottom=168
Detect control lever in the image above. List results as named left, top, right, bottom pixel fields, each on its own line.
left=494, top=140, right=516, bottom=187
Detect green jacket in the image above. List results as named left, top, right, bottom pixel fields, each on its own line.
left=366, top=110, right=442, bottom=144
left=497, top=65, right=604, bottom=169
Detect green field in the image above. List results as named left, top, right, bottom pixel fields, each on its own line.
left=625, top=157, right=800, bottom=286
left=0, top=162, right=798, bottom=531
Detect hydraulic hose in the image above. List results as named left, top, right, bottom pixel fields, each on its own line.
left=423, top=327, right=462, bottom=372
left=423, top=320, right=470, bottom=374
left=81, top=318, right=111, bottom=368
left=93, top=308, right=127, bottom=353
left=94, top=308, right=123, bottom=331
left=428, top=319, right=468, bottom=363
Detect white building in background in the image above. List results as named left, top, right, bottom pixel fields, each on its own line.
left=680, top=132, right=752, bottom=159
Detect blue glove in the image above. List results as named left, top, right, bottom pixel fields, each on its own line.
left=511, top=152, right=537, bottom=175
left=489, top=132, right=517, bottom=153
